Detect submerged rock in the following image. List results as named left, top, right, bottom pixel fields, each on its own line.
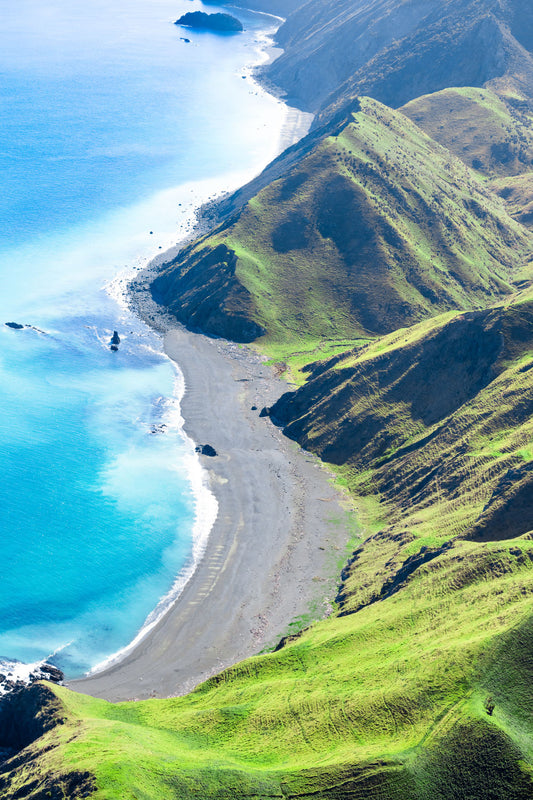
left=175, top=11, right=243, bottom=32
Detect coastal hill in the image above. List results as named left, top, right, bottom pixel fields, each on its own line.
left=265, top=0, right=533, bottom=113
left=2, top=0, right=533, bottom=797
left=270, top=289, right=533, bottom=554
left=402, top=87, right=533, bottom=180
left=152, top=96, right=532, bottom=347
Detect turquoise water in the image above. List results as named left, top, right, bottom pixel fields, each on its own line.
left=0, top=0, right=287, bottom=677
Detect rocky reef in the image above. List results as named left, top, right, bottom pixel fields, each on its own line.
left=175, top=12, right=243, bottom=33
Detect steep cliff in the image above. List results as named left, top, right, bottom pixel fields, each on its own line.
left=270, top=290, right=533, bottom=556
left=152, top=97, right=532, bottom=350
left=265, top=0, right=533, bottom=114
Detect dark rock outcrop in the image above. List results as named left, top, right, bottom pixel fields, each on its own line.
left=195, top=444, right=217, bottom=457
left=0, top=663, right=64, bottom=698
left=175, top=12, right=243, bottom=33
left=38, top=665, right=64, bottom=684
left=110, top=330, right=120, bottom=345
left=0, top=684, right=65, bottom=753
left=151, top=243, right=265, bottom=343
left=4, top=322, right=24, bottom=330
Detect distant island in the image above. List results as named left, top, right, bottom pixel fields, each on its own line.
left=174, top=12, right=243, bottom=32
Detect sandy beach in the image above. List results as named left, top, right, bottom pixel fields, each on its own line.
left=66, top=61, right=349, bottom=704
left=69, top=296, right=354, bottom=702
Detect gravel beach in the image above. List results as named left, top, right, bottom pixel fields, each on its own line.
left=69, top=311, right=354, bottom=701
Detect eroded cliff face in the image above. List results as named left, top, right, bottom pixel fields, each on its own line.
left=265, top=0, right=533, bottom=113
left=269, top=294, right=533, bottom=547
left=150, top=242, right=266, bottom=342
left=0, top=683, right=96, bottom=799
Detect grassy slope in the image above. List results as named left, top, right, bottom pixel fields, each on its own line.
left=271, top=290, right=533, bottom=556
left=492, top=172, right=533, bottom=230
left=2, top=294, right=533, bottom=797
left=401, top=86, right=533, bottom=232
left=6, top=20, right=533, bottom=792
left=152, top=97, right=532, bottom=357
left=2, top=542, right=533, bottom=799
left=402, top=87, right=533, bottom=179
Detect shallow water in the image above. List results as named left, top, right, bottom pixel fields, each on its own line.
left=0, top=0, right=289, bottom=677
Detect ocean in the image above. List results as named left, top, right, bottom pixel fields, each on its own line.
left=0, top=0, right=294, bottom=679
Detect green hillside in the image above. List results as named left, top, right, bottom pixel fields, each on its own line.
left=1, top=529, right=533, bottom=797
left=151, top=97, right=532, bottom=353
left=402, top=87, right=533, bottom=179
left=1, top=294, right=533, bottom=797
left=400, top=86, right=533, bottom=232
left=2, top=1, right=533, bottom=797
left=270, top=290, right=533, bottom=552
left=492, top=172, right=533, bottom=230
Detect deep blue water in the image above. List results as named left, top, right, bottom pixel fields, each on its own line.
left=0, top=0, right=287, bottom=677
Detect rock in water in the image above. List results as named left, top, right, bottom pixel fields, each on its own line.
left=174, top=11, right=243, bottom=32
left=5, top=322, right=24, bottom=329
left=110, top=330, right=120, bottom=345
left=39, top=664, right=64, bottom=684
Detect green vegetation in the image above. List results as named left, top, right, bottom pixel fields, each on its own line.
left=2, top=293, right=533, bottom=797
left=272, top=289, right=533, bottom=550
left=492, top=172, right=533, bottom=230
left=402, top=87, right=533, bottom=179
left=1, top=534, right=533, bottom=798
left=152, top=97, right=532, bottom=359
left=4, top=1, right=533, bottom=794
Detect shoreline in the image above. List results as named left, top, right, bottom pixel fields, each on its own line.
left=66, top=22, right=353, bottom=703
left=69, top=308, right=355, bottom=701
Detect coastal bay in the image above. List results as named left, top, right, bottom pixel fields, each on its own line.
left=0, top=0, right=314, bottom=681
left=69, top=304, right=354, bottom=701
